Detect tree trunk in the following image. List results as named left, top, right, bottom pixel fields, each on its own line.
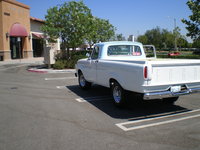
left=67, top=47, right=70, bottom=60
left=89, top=44, right=93, bottom=51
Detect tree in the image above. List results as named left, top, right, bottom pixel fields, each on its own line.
left=97, top=19, right=115, bottom=42
left=162, top=29, right=174, bottom=48
left=137, top=35, right=148, bottom=45
left=42, top=1, right=93, bottom=59
left=192, top=39, right=200, bottom=48
left=137, top=27, right=164, bottom=48
left=145, top=27, right=163, bottom=49
left=177, top=37, right=189, bottom=48
left=182, top=0, right=200, bottom=40
left=86, top=17, right=115, bottom=49
left=137, top=27, right=189, bottom=49
left=115, top=34, right=126, bottom=41
left=173, top=27, right=183, bottom=50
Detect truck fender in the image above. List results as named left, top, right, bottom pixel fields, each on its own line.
left=108, top=73, right=125, bottom=89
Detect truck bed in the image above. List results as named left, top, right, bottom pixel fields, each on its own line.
left=103, top=58, right=200, bottom=91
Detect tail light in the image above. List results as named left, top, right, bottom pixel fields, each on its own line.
left=144, top=66, right=148, bottom=79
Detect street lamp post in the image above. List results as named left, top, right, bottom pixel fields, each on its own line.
left=173, top=18, right=177, bottom=51
left=168, top=17, right=178, bottom=51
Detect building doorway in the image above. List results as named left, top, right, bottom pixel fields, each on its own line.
left=10, top=37, right=23, bottom=59
left=32, top=39, right=44, bottom=57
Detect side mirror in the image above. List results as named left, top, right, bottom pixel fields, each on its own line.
left=86, top=53, right=90, bottom=57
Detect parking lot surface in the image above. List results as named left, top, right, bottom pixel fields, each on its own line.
left=0, top=64, right=200, bottom=150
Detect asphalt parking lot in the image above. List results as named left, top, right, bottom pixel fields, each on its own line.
left=0, top=64, right=200, bottom=150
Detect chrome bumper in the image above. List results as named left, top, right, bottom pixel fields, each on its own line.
left=143, top=87, right=200, bottom=100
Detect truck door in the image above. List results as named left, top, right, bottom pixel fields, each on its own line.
left=86, top=46, right=100, bottom=82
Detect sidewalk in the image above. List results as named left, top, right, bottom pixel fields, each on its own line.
left=0, top=57, right=44, bottom=65
left=0, top=57, right=76, bottom=73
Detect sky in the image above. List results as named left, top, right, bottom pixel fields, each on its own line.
left=17, top=0, right=192, bottom=41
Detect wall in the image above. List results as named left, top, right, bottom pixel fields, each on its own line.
left=0, top=0, right=32, bottom=60
left=0, top=1, right=4, bottom=51
left=30, top=20, right=43, bottom=33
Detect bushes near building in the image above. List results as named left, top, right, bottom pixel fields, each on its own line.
left=53, top=51, right=88, bottom=69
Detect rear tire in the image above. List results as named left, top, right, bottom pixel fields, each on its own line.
left=78, top=72, right=91, bottom=90
left=111, top=81, right=127, bottom=107
left=163, top=97, right=179, bottom=104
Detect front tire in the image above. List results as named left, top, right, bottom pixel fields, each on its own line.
left=78, top=72, right=91, bottom=90
left=111, top=81, right=127, bottom=107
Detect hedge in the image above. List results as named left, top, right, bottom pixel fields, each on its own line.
left=53, top=51, right=89, bottom=69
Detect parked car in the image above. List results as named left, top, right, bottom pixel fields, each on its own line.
left=75, top=41, right=200, bottom=106
left=168, top=52, right=181, bottom=57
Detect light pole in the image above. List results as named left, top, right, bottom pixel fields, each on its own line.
left=168, top=17, right=178, bottom=51
left=173, top=18, right=177, bottom=51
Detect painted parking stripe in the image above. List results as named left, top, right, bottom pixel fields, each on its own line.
left=56, top=86, right=67, bottom=89
left=127, top=109, right=189, bottom=121
left=45, top=77, right=76, bottom=80
left=116, top=114, right=200, bottom=131
left=116, top=109, right=200, bottom=131
left=76, top=96, right=111, bottom=102
left=125, top=108, right=200, bottom=124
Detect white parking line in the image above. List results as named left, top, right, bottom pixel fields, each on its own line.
left=116, top=109, right=200, bottom=131
left=76, top=96, right=111, bottom=102
left=56, top=86, right=67, bottom=89
left=117, top=114, right=200, bottom=131
left=45, top=77, right=76, bottom=80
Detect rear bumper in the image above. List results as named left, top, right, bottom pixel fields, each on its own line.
left=143, top=87, right=200, bottom=100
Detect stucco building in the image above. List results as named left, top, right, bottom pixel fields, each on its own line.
left=0, top=0, right=46, bottom=61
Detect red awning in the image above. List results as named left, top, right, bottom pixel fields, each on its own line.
left=10, top=23, right=28, bottom=37
left=32, top=33, right=44, bottom=39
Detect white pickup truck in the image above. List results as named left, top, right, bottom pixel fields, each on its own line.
left=75, top=41, right=200, bottom=106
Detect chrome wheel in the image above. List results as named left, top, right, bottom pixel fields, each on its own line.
left=78, top=72, right=91, bottom=90
left=79, top=74, right=86, bottom=87
left=113, top=85, right=122, bottom=103
left=111, top=81, right=126, bottom=107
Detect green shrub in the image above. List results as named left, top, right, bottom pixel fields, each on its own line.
left=193, top=51, right=200, bottom=55
left=53, top=51, right=88, bottom=69
left=53, top=60, right=67, bottom=69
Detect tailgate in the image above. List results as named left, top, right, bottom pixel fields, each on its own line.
left=149, top=59, right=200, bottom=85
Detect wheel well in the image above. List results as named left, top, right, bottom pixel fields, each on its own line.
left=78, top=70, right=82, bottom=75
left=109, top=78, right=118, bottom=88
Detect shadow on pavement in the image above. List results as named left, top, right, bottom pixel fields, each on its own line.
left=66, top=85, right=189, bottom=120
left=27, top=64, right=47, bottom=69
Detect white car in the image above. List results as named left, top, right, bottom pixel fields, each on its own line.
left=75, top=41, right=200, bottom=106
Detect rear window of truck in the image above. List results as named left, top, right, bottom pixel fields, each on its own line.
left=107, top=45, right=142, bottom=56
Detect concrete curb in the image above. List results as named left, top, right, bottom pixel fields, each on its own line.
left=27, top=68, right=76, bottom=74
left=27, top=68, right=48, bottom=73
